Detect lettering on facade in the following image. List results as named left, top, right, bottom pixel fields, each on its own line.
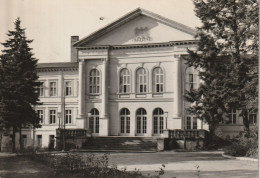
left=133, top=27, right=153, bottom=42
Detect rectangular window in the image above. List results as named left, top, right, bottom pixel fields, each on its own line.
left=37, top=135, right=42, bottom=147
left=37, top=82, right=44, bottom=96
left=249, top=113, right=257, bottom=125
left=65, top=109, right=72, bottom=124
left=22, top=135, right=27, bottom=148
left=49, top=110, right=56, bottom=124
left=193, top=118, right=197, bottom=129
left=37, top=110, right=44, bottom=123
left=186, top=117, right=191, bottom=129
left=227, top=109, right=236, bottom=124
left=49, top=82, right=57, bottom=96
left=65, top=81, right=72, bottom=96
left=49, top=135, right=55, bottom=150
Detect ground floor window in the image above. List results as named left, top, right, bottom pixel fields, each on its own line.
left=37, top=135, right=42, bottom=147
left=136, top=108, right=147, bottom=134
left=249, top=112, right=257, bottom=125
left=49, top=135, right=55, bottom=150
left=120, top=108, right=130, bottom=134
left=153, top=108, right=164, bottom=134
left=22, top=135, right=27, bottom=148
left=186, top=116, right=197, bottom=130
left=89, top=108, right=99, bottom=133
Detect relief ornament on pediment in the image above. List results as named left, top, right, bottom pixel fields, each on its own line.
left=132, top=27, right=153, bottom=42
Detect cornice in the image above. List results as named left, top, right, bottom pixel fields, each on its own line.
left=37, top=67, right=78, bottom=72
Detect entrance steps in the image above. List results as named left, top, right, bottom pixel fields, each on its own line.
left=81, top=137, right=158, bottom=152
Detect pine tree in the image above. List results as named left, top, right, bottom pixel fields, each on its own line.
left=0, top=18, right=41, bottom=152
left=185, top=0, right=258, bottom=134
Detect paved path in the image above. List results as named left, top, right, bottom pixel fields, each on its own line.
left=107, top=151, right=258, bottom=178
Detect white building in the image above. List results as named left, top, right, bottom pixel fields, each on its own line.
left=6, top=8, right=257, bottom=150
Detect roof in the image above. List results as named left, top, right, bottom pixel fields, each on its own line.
left=73, top=8, right=197, bottom=47
left=37, top=62, right=78, bottom=69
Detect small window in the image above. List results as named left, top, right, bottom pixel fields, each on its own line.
left=185, top=67, right=198, bottom=91
left=89, top=69, right=100, bottom=94
left=49, top=110, right=56, bottom=124
left=152, top=67, right=164, bottom=93
left=249, top=112, right=257, bottom=125
left=37, top=110, right=44, bottom=123
left=227, top=109, right=236, bottom=124
left=37, top=135, right=42, bottom=147
left=65, top=109, right=72, bottom=124
left=65, top=81, right=73, bottom=96
left=49, top=82, right=57, bottom=96
left=37, top=82, right=44, bottom=96
left=136, top=68, right=147, bottom=93
left=119, top=68, right=131, bottom=93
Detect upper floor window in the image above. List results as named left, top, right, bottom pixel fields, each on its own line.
left=65, top=109, right=72, bottom=124
left=152, top=67, right=164, bottom=93
left=65, top=81, right=72, bottom=96
left=37, top=110, right=44, bottom=123
left=37, top=82, right=44, bottom=97
left=49, top=110, right=56, bottom=124
left=185, top=67, right=199, bottom=91
left=89, top=69, right=100, bottom=94
left=119, top=68, right=130, bottom=93
left=49, top=82, right=57, bottom=96
left=227, top=109, right=236, bottom=124
left=249, top=111, right=257, bottom=125
left=136, top=68, right=147, bottom=93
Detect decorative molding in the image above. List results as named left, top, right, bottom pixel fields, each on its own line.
left=37, top=67, right=78, bottom=72
left=132, top=27, right=153, bottom=42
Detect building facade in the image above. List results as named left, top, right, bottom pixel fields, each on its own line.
left=3, top=8, right=257, bottom=150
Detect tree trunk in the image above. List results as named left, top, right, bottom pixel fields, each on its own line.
left=19, top=126, right=22, bottom=152
left=12, top=128, right=16, bottom=153
left=242, top=109, right=249, bottom=133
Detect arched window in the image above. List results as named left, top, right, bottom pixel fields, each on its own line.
left=152, top=67, right=164, bottom=93
left=185, top=67, right=199, bottom=91
left=89, top=69, right=100, bottom=94
left=136, top=68, right=147, bottom=93
left=89, top=108, right=99, bottom=133
left=136, top=108, right=147, bottom=134
left=153, top=108, right=164, bottom=134
left=120, top=108, right=130, bottom=134
left=119, top=68, right=131, bottom=93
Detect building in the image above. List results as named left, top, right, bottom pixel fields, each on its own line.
left=2, top=8, right=257, bottom=151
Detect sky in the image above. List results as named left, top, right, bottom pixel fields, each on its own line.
left=0, top=0, right=201, bottom=63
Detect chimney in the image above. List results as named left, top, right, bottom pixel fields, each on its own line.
left=71, top=36, right=79, bottom=62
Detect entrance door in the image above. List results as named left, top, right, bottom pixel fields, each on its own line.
left=136, top=108, right=147, bottom=135
left=153, top=108, right=164, bottom=135
left=89, top=108, right=99, bottom=134
left=120, top=108, right=130, bottom=135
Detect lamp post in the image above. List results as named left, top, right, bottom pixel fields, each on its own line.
left=164, top=112, right=168, bottom=129
left=57, top=112, right=62, bottom=129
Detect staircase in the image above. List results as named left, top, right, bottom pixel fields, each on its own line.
left=81, top=137, right=158, bottom=152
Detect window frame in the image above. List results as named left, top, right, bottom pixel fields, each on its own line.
left=153, top=108, right=164, bottom=134
left=49, top=81, right=57, bottom=97
left=120, top=108, right=130, bottom=134
left=65, top=81, right=73, bottom=96
left=152, top=67, right=164, bottom=93
left=37, top=81, right=44, bottom=97
left=36, top=109, right=44, bottom=124
left=136, top=108, right=147, bottom=134
left=119, top=68, right=131, bottom=93
left=248, top=111, right=257, bottom=125
left=89, top=69, right=101, bottom=95
left=65, top=109, right=72, bottom=124
left=185, top=67, right=199, bottom=91
left=49, top=109, right=56, bottom=124
left=136, top=68, right=148, bottom=93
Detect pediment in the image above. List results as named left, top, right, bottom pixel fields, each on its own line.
left=74, top=8, right=196, bottom=47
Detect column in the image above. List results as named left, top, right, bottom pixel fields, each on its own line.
left=172, top=55, right=182, bottom=128
left=99, top=58, right=109, bottom=136
left=76, top=60, right=86, bottom=129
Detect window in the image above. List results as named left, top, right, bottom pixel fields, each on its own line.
left=136, top=68, right=147, bottom=93
left=136, top=108, right=147, bottom=134
left=49, top=110, right=56, bottom=124
left=227, top=109, right=236, bottom=124
left=249, top=112, right=257, bottom=125
left=120, top=108, right=130, bottom=134
left=119, top=68, right=131, bottom=93
left=153, top=108, right=164, bottom=134
left=89, top=69, right=100, bottom=94
left=49, top=135, right=55, bottom=150
left=49, top=82, right=57, bottom=96
left=37, top=135, right=42, bottom=147
left=89, top=108, right=99, bottom=133
left=37, top=110, right=44, bottom=123
left=65, top=109, right=72, bottom=124
left=152, top=67, right=164, bottom=93
left=185, top=67, right=198, bottom=91
left=186, top=116, right=197, bottom=129
left=37, top=82, right=44, bottom=96
left=65, top=81, right=72, bottom=96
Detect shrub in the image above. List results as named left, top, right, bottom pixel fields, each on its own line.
left=224, top=128, right=258, bottom=157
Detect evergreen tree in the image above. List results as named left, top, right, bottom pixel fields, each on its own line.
left=0, top=18, right=41, bottom=152
left=185, top=0, right=258, bottom=134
